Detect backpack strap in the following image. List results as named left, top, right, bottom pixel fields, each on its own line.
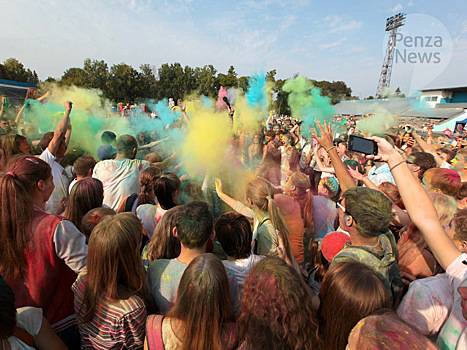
left=147, top=314, right=165, bottom=350
left=125, top=193, right=138, bottom=212
left=13, top=326, right=34, bottom=347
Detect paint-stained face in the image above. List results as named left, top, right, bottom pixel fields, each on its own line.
left=18, top=138, right=31, bottom=154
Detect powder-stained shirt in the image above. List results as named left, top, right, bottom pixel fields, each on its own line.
left=222, top=254, right=265, bottom=289
left=397, top=273, right=453, bottom=340
left=93, top=158, right=150, bottom=211
left=147, top=258, right=240, bottom=316
left=72, top=268, right=146, bottom=350
left=437, top=253, right=467, bottom=350
left=40, top=148, right=72, bottom=214
left=367, top=163, right=396, bottom=186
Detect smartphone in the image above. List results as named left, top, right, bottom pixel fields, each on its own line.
left=348, top=135, right=378, bottom=155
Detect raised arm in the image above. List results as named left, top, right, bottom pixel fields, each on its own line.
left=48, top=101, right=72, bottom=156
left=138, top=137, right=170, bottom=150
left=411, top=130, right=445, bottom=167
left=369, top=136, right=461, bottom=269
left=313, top=121, right=355, bottom=192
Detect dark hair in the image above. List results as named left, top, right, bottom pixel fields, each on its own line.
left=80, top=213, right=147, bottom=323
left=180, top=181, right=205, bottom=204
left=0, top=134, right=28, bottom=171
left=81, top=207, right=116, bottom=241
left=456, top=182, right=467, bottom=201
left=146, top=206, right=181, bottom=262
left=215, top=212, right=252, bottom=259
left=39, top=131, right=54, bottom=151
left=166, top=254, right=232, bottom=350
left=154, top=172, right=181, bottom=210
left=101, top=131, right=116, bottom=145
left=454, top=209, right=467, bottom=243
left=137, top=166, right=161, bottom=207
left=73, top=156, right=97, bottom=177
left=237, top=257, right=316, bottom=350
left=343, top=187, right=394, bottom=237
left=0, top=155, right=51, bottom=280
left=24, top=87, right=38, bottom=102
left=63, top=178, right=104, bottom=232
left=0, top=276, right=16, bottom=338
left=116, top=135, right=138, bottom=157
left=317, top=261, right=391, bottom=350
left=309, top=239, right=329, bottom=283
left=410, top=152, right=437, bottom=180
left=175, top=201, right=213, bottom=249
left=60, top=147, right=85, bottom=168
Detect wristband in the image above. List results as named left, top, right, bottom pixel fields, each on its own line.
left=389, top=160, right=405, bottom=172
left=326, top=146, right=336, bottom=152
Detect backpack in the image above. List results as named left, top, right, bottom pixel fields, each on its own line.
left=335, top=233, right=403, bottom=303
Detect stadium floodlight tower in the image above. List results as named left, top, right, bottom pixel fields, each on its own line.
left=375, top=12, right=406, bottom=98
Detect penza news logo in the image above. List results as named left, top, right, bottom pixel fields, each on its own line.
left=395, top=33, right=443, bottom=64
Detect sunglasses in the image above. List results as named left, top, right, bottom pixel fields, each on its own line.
left=336, top=199, right=357, bottom=223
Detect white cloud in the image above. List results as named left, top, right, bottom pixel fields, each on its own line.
left=391, top=3, right=403, bottom=12
left=280, top=15, right=296, bottom=31
left=320, top=37, right=347, bottom=49
left=323, top=16, right=362, bottom=33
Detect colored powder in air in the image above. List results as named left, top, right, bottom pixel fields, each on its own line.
left=227, top=87, right=240, bottom=105
left=25, top=84, right=129, bottom=157
left=245, top=73, right=268, bottom=110
left=216, top=86, right=229, bottom=111
left=283, top=76, right=335, bottom=137
left=357, top=106, right=397, bottom=136
left=181, top=100, right=233, bottom=177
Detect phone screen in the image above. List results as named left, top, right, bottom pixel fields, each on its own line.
left=349, top=135, right=377, bottom=155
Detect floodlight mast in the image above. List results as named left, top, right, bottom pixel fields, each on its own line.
left=375, top=13, right=406, bottom=98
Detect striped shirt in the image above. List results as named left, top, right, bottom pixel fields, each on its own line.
left=72, top=269, right=147, bottom=349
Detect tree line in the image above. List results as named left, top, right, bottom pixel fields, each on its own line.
left=0, top=58, right=356, bottom=114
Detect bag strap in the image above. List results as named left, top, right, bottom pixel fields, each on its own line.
left=147, top=314, right=165, bottom=350
left=125, top=193, right=138, bottom=212
left=314, top=205, right=336, bottom=237
left=13, top=326, right=34, bottom=347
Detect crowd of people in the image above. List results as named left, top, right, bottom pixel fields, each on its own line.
left=0, top=88, right=466, bottom=350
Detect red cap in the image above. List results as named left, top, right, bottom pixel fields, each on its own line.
left=321, top=231, right=350, bottom=262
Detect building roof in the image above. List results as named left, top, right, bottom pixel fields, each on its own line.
left=420, top=86, right=467, bottom=93
left=333, top=97, right=465, bottom=120
left=398, top=107, right=464, bottom=119
left=333, top=97, right=416, bottom=115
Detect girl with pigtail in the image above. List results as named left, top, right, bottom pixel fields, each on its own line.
left=216, top=177, right=299, bottom=268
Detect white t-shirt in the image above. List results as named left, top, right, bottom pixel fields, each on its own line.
left=437, top=253, right=467, bottom=349
left=397, top=273, right=453, bottom=340
left=93, top=158, right=150, bottom=211
left=222, top=254, right=264, bottom=289
left=136, top=204, right=167, bottom=239
left=7, top=307, right=43, bottom=350
left=40, top=148, right=72, bottom=214
left=68, top=178, right=78, bottom=194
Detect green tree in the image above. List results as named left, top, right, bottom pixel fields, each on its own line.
left=218, top=65, right=238, bottom=89
left=83, top=58, right=109, bottom=91
left=195, top=65, right=219, bottom=98
left=238, top=76, right=250, bottom=93
left=266, top=69, right=277, bottom=83
left=60, top=68, right=88, bottom=87
left=273, top=79, right=290, bottom=115
left=105, top=63, right=142, bottom=102
left=1, top=58, right=39, bottom=84
left=139, top=64, right=158, bottom=99
left=156, top=63, right=188, bottom=101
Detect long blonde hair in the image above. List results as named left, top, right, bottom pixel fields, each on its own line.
left=246, top=177, right=294, bottom=262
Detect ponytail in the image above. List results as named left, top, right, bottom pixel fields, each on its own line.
left=0, top=155, right=51, bottom=280
left=137, top=166, right=161, bottom=207
left=266, top=194, right=294, bottom=263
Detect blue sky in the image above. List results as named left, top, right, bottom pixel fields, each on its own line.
left=1, top=0, right=466, bottom=97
